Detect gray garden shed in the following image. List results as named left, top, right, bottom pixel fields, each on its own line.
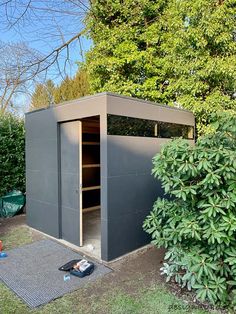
left=25, top=92, right=195, bottom=261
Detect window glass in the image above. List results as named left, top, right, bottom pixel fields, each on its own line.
left=107, top=114, right=194, bottom=140
left=159, top=122, right=191, bottom=138
left=107, top=115, right=156, bottom=137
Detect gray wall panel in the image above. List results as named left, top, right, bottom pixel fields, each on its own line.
left=100, top=176, right=108, bottom=220
left=101, top=218, right=108, bottom=261
left=52, top=94, right=107, bottom=122
left=61, top=205, right=80, bottom=245
left=25, top=110, right=58, bottom=140
left=106, top=211, right=153, bottom=260
left=107, top=93, right=195, bottom=126
left=107, top=212, right=140, bottom=258
left=60, top=173, right=79, bottom=209
left=107, top=136, right=169, bottom=176
left=106, top=136, right=170, bottom=260
left=60, top=121, right=81, bottom=246
left=26, top=170, right=58, bottom=205
left=135, top=209, right=153, bottom=246
left=25, top=109, right=59, bottom=237
left=26, top=198, right=59, bottom=237
left=107, top=174, right=163, bottom=218
left=26, top=139, right=58, bottom=171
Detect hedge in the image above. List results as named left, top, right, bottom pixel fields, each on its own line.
left=0, top=113, right=25, bottom=196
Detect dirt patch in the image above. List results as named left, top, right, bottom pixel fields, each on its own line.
left=0, top=214, right=45, bottom=243
left=79, top=245, right=166, bottom=298
left=0, top=214, right=26, bottom=234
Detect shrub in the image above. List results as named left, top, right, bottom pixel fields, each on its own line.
left=0, top=113, right=25, bottom=196
left=143, top=112, right=236, bottom=307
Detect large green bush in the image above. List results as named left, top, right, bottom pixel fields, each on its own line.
left=0, top=113, right=25, bottom=196
left=143, top=112, right=236, bottom=307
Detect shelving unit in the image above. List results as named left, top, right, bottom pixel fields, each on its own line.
left=82, top=205, right=100, bottom=213
left=81, top=117, right=100, bottom=213
left=82, top=164, right=100, bottom=168
left=82, top=185, right=101, bottom=191
left=82, top=142, right=99, bottom=145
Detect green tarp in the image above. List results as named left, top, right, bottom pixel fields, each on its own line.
left=0, top=190, right=25, bottom=218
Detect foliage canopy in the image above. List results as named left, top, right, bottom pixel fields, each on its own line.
left=86, top=0, right=236, bottom=133
left=31, top=80, right=55, bottom=110
left=31, top=69, right=89, bottom=110
left=53, top=69, right=90, bottom=104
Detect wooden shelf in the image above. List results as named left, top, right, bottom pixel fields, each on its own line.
left=82, top=142, right=99, bottom=145
left=82, top=185, right=101, bottom=191
left=82, top=205, right=100, bottom=213
left=82, top=164, right=100, bottom=168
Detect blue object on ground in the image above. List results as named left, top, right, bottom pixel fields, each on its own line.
left=63, top=274, right=71, bottom=281
left=0, top=252, right=7, bottom=258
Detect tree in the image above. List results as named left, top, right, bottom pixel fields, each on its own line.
left=31, top=68, right=90, bottom=108
left=0, top=41, right=42, bottom=113
left=31, top=80, right=55, bottom=110
left=53, top=76, right=74, bottom=104
left=0, top=1, right=89, bottom=81
left=53, top=68, right=90, bottom=104
left=86, top=0, right=236, bottom=134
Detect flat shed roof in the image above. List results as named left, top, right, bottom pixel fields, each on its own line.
left=26, top=92, right=193, bottom=115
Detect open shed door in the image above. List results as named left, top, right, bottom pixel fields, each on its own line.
left=60, top=121, right=82, bottom=246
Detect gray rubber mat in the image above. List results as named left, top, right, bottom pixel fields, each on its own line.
left=0, top=239, right=111, bottom=308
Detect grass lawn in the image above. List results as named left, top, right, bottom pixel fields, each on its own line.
left=0, top=281, right=212, bottom=314
left=0, top=217, right=220, bottom=314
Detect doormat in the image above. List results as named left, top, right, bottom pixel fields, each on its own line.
left=0, top=239, right=111, bottom=308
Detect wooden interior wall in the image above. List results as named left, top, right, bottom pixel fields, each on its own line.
left=81, top=116, right=100, bottom=213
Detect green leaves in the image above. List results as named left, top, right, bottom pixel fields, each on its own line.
left=194, top=276, right=227, bottom=304
left=195, top=283, right=217, bottom=304
left=0, top=113, right=25, bottom=196
left=198, top=196, right=226, bottom=218
left=143, top=113, right=236, bottom=306
left=86, top=0, right=236, bottom=135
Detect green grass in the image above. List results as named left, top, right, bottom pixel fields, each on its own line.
left=0, top=225, right=220, bottom=314
left=0, top=280, right=217, bottom=314
left=106, top=289, right=212, bottom=314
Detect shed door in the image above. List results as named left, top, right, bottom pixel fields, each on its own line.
left=60, top=121, right=82, bottom=246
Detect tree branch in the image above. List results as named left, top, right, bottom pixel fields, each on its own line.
left=9, top=0, right=32, bottom=29
left=21, top=29, right=86, bottom=76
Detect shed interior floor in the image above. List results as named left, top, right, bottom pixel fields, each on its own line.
left=82, top=209, right=101, bottom=259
